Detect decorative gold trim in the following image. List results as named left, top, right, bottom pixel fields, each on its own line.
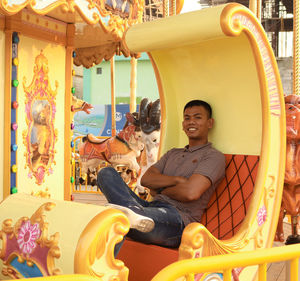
left=74, top=208, right=130, bottom=281
left=178, top=5, right=285, bottom=276
left=31, top=187, right=51, bottom=198
left=0, top=202, right=62, bottom=277
left=73, top=32, right=140, bottom=68
left=220, top=2, right=285, bottom=247
left=0, top=15, right=4, bottom=30
left=22, top=51, right=58, bottom=185
left=0, top=0, right=144, bottom=42
left=21, top=11, right=67, bottom=35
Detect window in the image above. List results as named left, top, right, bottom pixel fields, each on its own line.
left=96, top=67, right=102, bottom=75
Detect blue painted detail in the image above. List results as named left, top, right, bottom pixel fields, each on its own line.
left=12, top=32, right=19, bottom=44
left=10, top=33, right=18, bottom=193
left=99, top=104, right=139, bottom=137
left=10, top=256, right=43, bottom=278
left=203, top=273, right=223, bottom=281
left=12, top=43, right=18, bottom=59
left=71, top=140, right=75, bottom=148
left=11, top=144, right=18, bottom=152
left=72, top=51, right=76, bottom=58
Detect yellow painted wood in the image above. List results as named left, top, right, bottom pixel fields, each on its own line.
left=223, top=269, right=232, bottom=281
left=64, top=24, right=75, bottom=201
left=293, top=0, right=300, bottom=95
left=0, top=193, right=130, bottom=280
left=290, top=258, right=298, bottom=281
left=3, top=28, right=12, bottom=199
left=258, top=263, right=267, bottom=281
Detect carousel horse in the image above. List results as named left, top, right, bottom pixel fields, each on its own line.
left=78, top=112, right=144, bottom=185
left=78, top=98, right=161, bottom=192
left=275, top=94, right=300, bottom=243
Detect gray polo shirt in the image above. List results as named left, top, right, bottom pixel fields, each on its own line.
left=153, top=142, right=225, bottom=226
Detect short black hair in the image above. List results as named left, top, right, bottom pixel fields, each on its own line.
left=184, top=100, right=212, bottom=118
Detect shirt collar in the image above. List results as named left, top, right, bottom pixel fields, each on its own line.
left=184, top=142, right=212, bottom=152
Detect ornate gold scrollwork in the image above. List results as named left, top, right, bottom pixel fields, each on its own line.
left=0, top=202, right=61, bottom=278
left=22, top=51, right=58, bottom=185
left=74, top=208, right=130, bottom=281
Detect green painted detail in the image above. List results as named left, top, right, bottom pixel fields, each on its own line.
left=12, top=80, right=19, bottom=87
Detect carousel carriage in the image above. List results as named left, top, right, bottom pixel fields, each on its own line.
left=116, top=3, right=286, bottom=281
left=0, top=1, right=288, bottom=281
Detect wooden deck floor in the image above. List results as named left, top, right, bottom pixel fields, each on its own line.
left=267, top=222, right=293, bottom=281
left=72, top=192, right=295, bottom=281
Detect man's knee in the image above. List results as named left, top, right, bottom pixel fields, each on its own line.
left=97, top=167, right=117, bottom=184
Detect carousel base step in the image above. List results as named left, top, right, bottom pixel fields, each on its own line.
left=71, top=192, right=108, bottom=206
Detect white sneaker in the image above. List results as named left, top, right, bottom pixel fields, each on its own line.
left=106, top=203, right=155, bottom=233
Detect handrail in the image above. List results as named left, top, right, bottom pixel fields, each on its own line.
left=151, top=244, right=300, bottom=281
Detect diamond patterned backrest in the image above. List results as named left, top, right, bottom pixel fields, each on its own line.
left=200, top=154, right=259, bottom=240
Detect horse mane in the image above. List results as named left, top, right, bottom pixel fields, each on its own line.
left=117, top=125, right=137, bottom=143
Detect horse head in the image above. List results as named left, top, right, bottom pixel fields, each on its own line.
left=285, top=94, right=300, bottom=185
left=285, top=95, right=300, bottom=141
left=139, top=98, right=161, bottom=164
left=117, top=113, right=144, bottom=155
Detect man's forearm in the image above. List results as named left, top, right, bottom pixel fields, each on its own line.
left=141, top=173, right=182, bottom=189
left=160, top=184, right=191, bottom=202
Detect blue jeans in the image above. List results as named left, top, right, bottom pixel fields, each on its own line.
left=97, top=167, right=185, bottom=248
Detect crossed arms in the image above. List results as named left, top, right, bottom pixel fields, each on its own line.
left=141, top=166, right=211, bottom=203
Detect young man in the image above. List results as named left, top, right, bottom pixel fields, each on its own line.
left=97, top=100, right=225, bottom=248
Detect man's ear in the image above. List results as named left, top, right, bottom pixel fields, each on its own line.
left=208, top=118, right=214, bottom=129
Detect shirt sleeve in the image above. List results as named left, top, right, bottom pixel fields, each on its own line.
left=193, top=150, right=226, bottom=185
left=152, top=149, right=173, bottom=173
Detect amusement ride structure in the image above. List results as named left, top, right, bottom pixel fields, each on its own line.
left=0, top=0, right=299, bottom=280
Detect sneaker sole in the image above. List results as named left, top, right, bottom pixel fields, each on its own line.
left=106, top=203, right=155, bottom=233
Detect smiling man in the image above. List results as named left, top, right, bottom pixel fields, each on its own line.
left=97, top=100, right=225, bottom=249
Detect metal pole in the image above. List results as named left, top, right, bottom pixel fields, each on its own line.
left=110, top=56, right=116, bottom=136
left=172, top=0, right=176, bottom=16
left=164, top=0, right=169, bottom=17
left=130, top=57, right=137, bottom=113
left=249, top=0, right=257, bottom=18
left=294, top=0, right=300, bottom=96
left=249, top=0, right=261, bottom=22
left=256, top=0, right=261, bottom=22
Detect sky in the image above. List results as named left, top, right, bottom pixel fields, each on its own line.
left=180, top=0, right=202, bottom=13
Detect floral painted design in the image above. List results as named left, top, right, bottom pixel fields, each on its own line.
left=17, top=221, right=41, bottom=254
left=257, top=206, right=267, bottom=226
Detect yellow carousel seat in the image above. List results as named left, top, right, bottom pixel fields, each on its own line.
left=120, top=3, right=286, bottom=281
left=118, top=154, right=259, bottom=280
left=0, top=193, right=130, bottom=281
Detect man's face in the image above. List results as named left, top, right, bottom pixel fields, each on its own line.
left=182, top=106, right=213, bottom=140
